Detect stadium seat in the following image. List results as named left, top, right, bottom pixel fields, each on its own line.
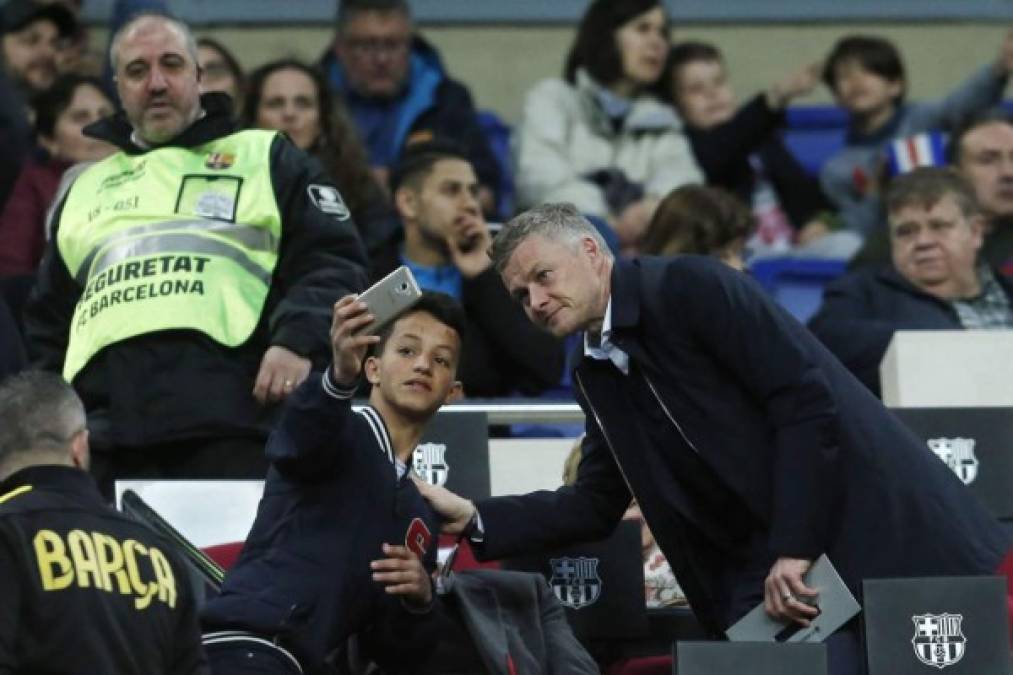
left=439, top=533, right=501, bottom=571
left=202, top=542, right=244, bottom=571
left=782, top=105, right=849, bottom=178
left=748, top=257, right=848, bottom=323
left=604, top=655, right=672, bottom=675
left=477, top=109, right=516, bottom=220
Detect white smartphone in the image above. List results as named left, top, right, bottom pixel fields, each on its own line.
left=354, top=265, right=423, bottom=336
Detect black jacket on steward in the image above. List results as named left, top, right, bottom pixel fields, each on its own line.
left=24, top=93, right=368, bottom=450
left=0, top=465, right=207, bottom=674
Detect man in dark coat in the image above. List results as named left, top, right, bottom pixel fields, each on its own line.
left=417, top=202, right=1011, bottom=675
left=810, top=167, right=1013, bottom=395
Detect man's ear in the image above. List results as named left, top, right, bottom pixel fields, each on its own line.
left=70, top=429, right=90, bottom=471
left=394, top=186, right=418, bottom=221
left=364, top=355, right=381, bottom=385
left=444, top=380, right=464, bottom=404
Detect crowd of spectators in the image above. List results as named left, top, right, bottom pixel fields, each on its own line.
left=0, top=0, right=1008, bottom=453
left=0, top=0, right=1009, bottom=442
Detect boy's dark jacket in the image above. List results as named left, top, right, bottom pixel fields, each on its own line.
left=201, top=371, right=441, bottom=674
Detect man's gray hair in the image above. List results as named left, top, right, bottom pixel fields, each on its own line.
left=109, top=12, right=199, bottom=73
left=489, top=203, right=613, bottom=274
left=0, top=371, right=86, bottom=471
left=885, top=167, right=980, bottom=219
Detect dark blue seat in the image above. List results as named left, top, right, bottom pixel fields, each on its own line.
left=782, top=105, right=850, bottom=178
left=477, top=109, right=516, bottom=220
left=748, top=257, right=848, bottom=323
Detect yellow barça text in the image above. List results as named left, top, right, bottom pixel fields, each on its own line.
left=32, top=529, right=177, bottom=610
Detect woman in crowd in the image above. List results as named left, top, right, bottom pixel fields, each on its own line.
left=242, top=59, right=396, bottom=275
left=197, top=37, right=245, bottom=111
left=512, top=0, right=702, bottom=253
left=0, top=73, right=114, bottom=277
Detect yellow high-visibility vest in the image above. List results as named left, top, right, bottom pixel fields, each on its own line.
left=58, top=129, right=283, bottom=381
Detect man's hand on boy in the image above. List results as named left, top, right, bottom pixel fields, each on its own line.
left=411, top=476, right=477, bottom=534
left=329, top=295, right=380, bottom=388
left=372, top=543, right=433, bottom=609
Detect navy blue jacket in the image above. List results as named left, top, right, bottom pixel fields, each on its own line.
left=201, top=371, right=441, bottom=674
left=475, top=256, right=1009, bottom=637
left=808, top=266, right=1013, bottom=395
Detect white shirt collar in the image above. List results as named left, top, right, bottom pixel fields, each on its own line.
left=584, top=296, right=629, bottom=374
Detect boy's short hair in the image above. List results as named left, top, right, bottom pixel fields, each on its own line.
left=822, top=35, right=906, bottom=102
left=664, top=41, right=724, bottom=100
left=372, top=292, right=467, bottom=366
left=388, top=139, right=470, bottom=194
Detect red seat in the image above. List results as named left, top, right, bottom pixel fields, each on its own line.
left=202, top=542, right=244, bottom=571
left=605, top=656, right=672, bottom=675
left=438, top=533, right=500, bottom=571
left=998, top=548, right=1013, bottom=645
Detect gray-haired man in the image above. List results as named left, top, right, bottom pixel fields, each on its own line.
left=419, top=202, right=1012, bottom=675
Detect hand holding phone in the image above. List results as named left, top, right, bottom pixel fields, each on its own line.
left=353, top=266, right=423, bottom=337
left=330, top=295, right=379, bottom=386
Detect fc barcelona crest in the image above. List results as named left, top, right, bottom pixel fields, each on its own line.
left=549, top=556, right=602, bottom=610
left=912, top=613, right=966, bottom=669
left=927, top=437, right=979, bottom=485
left=204, top=152, right=235, bottom=170
left=412, top=442, right=449, bottom=486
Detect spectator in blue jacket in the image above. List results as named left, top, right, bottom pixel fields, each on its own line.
left=202, top=292, right=466, bottom=674
left=320, top=0, right=502, bottom=217
left=809, top=167, right=1013, bottom=395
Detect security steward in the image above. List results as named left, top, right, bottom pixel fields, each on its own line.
left=25, top=14, right=368, bottom=497
left=0, top=371, right=208, bottom=673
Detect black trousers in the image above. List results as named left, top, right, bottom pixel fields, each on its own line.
left=204, top=635, right=303, bottom=675
left=91, top=436, right=269, bottom=501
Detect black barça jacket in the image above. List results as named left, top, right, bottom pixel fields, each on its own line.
left=0, top=465, right=207, bottom=674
